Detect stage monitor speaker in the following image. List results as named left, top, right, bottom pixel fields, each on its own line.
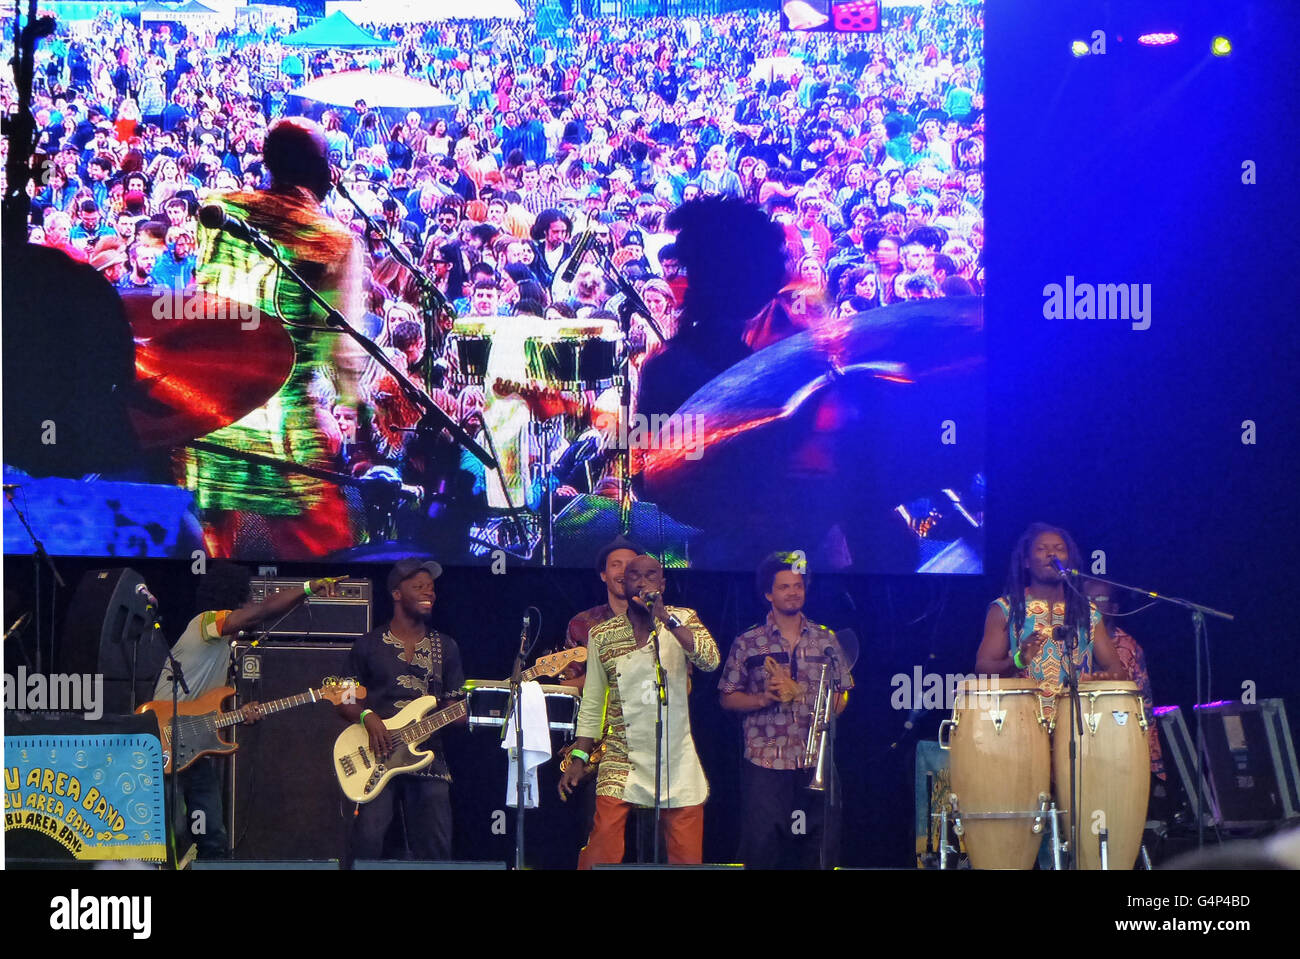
left=59, top=567, right=169, bottom=713
left=227, top=642, right=353, bottom=861
left=352, top=860, right=507, bottom=870
left=1195, top=699, right=1300, bottom=828
left=192, top=860, right=339, bottom=870
left=1154, top=705, right=1220, bottom=828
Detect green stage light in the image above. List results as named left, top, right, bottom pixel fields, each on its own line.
left=1071, top=40, right=1089, bottom=57
left=1212, top=36, right=1232, bottom=56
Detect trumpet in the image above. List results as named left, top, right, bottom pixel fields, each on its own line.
left=804, top=660, right=835, bottom=791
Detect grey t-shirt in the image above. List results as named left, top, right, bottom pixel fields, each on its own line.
left=153, top=610, right=235, bottom=702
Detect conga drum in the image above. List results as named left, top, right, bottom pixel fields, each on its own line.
left=449, top=319, right=492, bottom=387
left=1051, top=681, right=1150, bottom=869
left=939, top=679, right=1051, bottom=869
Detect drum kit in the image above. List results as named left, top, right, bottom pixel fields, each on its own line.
left=448, top=318, right=621, bottom=394
left=939, top=678, right=1151, bottom=869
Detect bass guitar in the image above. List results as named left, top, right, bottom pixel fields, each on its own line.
left=333, top=648, right=585, bottom=803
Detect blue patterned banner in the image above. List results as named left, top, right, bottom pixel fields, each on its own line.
left=4, top=735, right=166, bottom=861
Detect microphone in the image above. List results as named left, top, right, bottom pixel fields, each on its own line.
left=199, top=204, right=263, bottom=245
left=640, top=590, right=661, bottom=608
left=135, top=583, right=159, bottom=607
left=560, top=231, right=594, bottom=283
left=1049, top=557, right=1072, bottom=578
left=2, top=483, right=20, bottom=491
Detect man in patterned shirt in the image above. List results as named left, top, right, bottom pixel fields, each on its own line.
left=338, top=559, right=465, bottom=862
left=555, top=535, right=641, bottom=857
left=558, top=554, right=719, bottom=867
left=719, top=552, right=852, bottom=869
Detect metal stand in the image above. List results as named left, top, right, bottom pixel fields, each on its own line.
left=162, top=650, right=190, bottom=869
left=205, top=211, right=494, bottom=469
left=650, top=626, right=667, bottom=863
left=332, top=176, right=455, bottom=392
left=530, top=418, right=559, bottom=566
left=562, top=235, right=667, bottom=535
left=1049, top=801, right=1064, bottom=870
left=1058, top=568, right=1233, bottom=852
left=4, top=487, right=65, bottom=673
left=504, top=610, right=539, bottom=870
left=1058, top=622, right=1083, bottom=870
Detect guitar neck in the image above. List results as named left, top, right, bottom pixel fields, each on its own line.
left=397, top=666, right=550, bottom=743
left=400, top=698, right=468, bottom=743
left=216, top=688, right=321, bottom=729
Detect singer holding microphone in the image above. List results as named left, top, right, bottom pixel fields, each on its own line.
left=177, top=116, right=368, bottom=559
left=558, top=553, right=719, bottom=867
left=154, top=563, right=340, bottom=859
left=975, top=523, right=1128, bottom=730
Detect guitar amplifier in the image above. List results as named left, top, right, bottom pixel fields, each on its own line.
left=248, top=577, right=373, bottom=640
left=227, top=642, right=354, bottom=861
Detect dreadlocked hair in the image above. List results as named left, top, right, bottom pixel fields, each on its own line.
left=1002, top=523, right=1091, bottom=640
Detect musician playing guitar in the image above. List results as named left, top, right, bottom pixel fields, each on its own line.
left=336, top=558, right=465, bottom=863
left=154, top=562, right=338, bottom=859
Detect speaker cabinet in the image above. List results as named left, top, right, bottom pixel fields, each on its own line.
left=59, top=567, right=169, bottom=713
left=227, top=642, right=353, bottom=860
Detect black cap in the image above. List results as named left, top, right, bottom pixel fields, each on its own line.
left=387, top=558, right=443, bottom=592
left=595, top=534, right=642, bottom=572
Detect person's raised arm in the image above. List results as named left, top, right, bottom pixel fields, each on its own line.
left=220, top=576, right=338, bottom=637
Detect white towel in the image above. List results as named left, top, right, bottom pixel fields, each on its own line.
left=503, top=680, right=551, bottom=808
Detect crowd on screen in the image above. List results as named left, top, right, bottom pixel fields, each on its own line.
left=4, top=4, right=984, bottom=517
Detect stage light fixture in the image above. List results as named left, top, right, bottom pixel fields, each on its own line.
left=1070, top=40, right=1088, bottom=57
left=1212, top=36, right=1232, bottom=56
left=1137, top=32, right=1179, bottom=46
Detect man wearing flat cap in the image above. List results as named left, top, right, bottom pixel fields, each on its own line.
left=337, top=558, right=464, bottom=862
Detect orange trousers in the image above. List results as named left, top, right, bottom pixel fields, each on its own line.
left=577, top=795, right=704, bottom=869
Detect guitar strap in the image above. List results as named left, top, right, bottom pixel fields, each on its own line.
left=425, top=630, right=445, bottom=696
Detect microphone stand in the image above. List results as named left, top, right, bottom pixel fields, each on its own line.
left=130, top=600, right=163, bottom=714
left=204, top=211, right=496, bottom=471
left=503, top=611, right=538, bottom=870
left=163, top=649, right=190, bottom=869
left=567, top=238, right=667, bottom=536
left=333, top=175, right=455, bottom=390
left=819, top=646, right=842, bottom=871
left=4, top=487, right=65, bottom=674
left=329, top=178, right=531, bottom=551
left=1054, top=622, right=1082, bottom=869
left=1060, top=569, right=1233, bottom=851
left=640, top=597, right=668, bottom=864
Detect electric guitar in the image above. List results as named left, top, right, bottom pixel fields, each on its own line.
left=139, top=677, right=365, bottom=774
left=333, top=647, right=586, bottom=803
